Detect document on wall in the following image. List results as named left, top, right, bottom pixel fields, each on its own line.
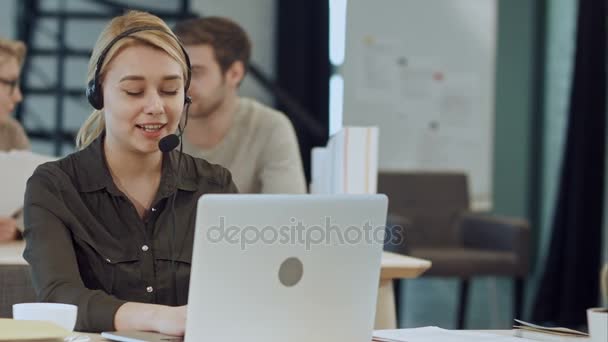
left=415, top=72, right=481, bottom=168
left=356, top=35, right=443, bottom=110
left=0, top=150, right=55, bottom=217
left=373, top=327, right=538, bottom=342
left=356, top=36, right=404, bottom=102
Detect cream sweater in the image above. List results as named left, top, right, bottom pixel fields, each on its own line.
left=182, top=97, right=307, bottom=194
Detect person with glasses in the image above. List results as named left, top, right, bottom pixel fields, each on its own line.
left=0, top=37, right=29, bottom=242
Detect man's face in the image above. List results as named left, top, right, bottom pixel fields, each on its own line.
left=0, top=56, right=23, bottom=124
left=185, top=44, right=230, bottom=118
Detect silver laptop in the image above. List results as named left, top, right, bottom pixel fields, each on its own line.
left=185, top=194, right=387, bottom=342
left=103, top=194, right=387, bottom=342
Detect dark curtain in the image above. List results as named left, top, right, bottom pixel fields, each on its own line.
left=276, top=0, right=330, bottom=183
left=532, top=0, right=606, bottom=327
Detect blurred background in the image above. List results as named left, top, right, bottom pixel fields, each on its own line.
left=0, top=0, right=606, bottom=331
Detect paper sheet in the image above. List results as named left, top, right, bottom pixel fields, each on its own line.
left=0, top=150, right=55, bottom=216
left=374, top=327, right=537, bottom=342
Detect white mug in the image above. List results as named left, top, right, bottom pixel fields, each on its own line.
left=12, top=303, right=78, bottom=332
left=587, top=307, right=608, bottom=342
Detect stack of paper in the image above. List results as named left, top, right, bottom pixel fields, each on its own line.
left=0, top=150, right=54, bottom=217
left=513, top=319, right=588, bottom=341
left=373, top=327, right=538, bottom=342
left=310, top=126, right=379, bottom=194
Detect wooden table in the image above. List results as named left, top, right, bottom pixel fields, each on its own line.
left=376, top=252, right=431, bottom=329
left=0, top=242, right=431, bottom=331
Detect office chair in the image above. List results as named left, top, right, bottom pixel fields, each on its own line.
left=380, top=172, right=530, bottom=329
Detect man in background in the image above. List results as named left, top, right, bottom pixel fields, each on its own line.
left=174, top=17, right=306, bottom=193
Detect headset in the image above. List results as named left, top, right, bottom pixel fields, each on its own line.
left=86, top=26, right=193, bottom=305
left=86, top=25, right=192, bottom=110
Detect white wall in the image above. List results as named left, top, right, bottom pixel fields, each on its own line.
left=342, top=0, right=497, bottom=209
left=192, top=0, right=277, bottom=106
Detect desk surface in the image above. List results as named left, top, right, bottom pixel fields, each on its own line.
left=77, top=329, right=555, bottom=342
left=380, top=251, right=431, bottom=280
left=0, top=242, right=431, bottom=280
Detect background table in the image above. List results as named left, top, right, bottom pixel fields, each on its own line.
left=0, top=242, right=431, bottom=330
left=376, top=252, right=431, bottom=329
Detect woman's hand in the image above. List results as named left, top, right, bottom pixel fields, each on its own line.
left=115, top=303, right=187, bottom=336
left=0, top=217, right=18, bottom=242
left=152, top=305, right=187, bottom=336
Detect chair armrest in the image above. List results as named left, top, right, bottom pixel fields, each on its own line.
left=460, top=213, right=530, bottom=255
left=460, top=213, right=531, bottom=276
left=387, top=214, right=411, bottom=231
left=384, top=214, right=412, bottom=255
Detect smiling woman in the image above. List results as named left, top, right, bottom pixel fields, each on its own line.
left=21, top=11, right=238, bottom=335
left=101, top=44, right=184, bottom=155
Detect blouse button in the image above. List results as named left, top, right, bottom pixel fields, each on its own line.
left=141, top=245, right=149, bottom=252
left=146, top=286, right=154, bottom=293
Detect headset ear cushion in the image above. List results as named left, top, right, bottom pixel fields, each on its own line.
left=86, top=79, right=103, bottom=110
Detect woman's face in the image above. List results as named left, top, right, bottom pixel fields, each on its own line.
left=0, top=56, right=23, bottom=124
left=102, top=44, right=185, bottom=155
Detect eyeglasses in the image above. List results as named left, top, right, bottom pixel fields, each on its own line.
left=0, top=77, right=20, bottom=95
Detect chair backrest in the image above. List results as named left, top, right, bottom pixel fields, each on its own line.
left=0, top=265, right=36, bottom=318
left=378, top=172, right=470, bottom=249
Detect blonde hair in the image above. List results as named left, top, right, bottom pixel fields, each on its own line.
left=0, top=37, right=26, bottom=66
left=76, top=10, right=190, bottom=149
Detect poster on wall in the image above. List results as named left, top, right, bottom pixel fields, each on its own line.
left=342, top=0, right=497, bottom=210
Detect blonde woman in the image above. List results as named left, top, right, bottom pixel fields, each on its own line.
left=23, top=11, right=237, bottom=334
left=0, top=37, right=30, bottom=242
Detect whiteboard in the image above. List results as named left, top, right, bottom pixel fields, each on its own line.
left=341, top=0, right=497, bottom=210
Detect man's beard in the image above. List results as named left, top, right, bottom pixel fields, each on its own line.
left=194, top=95, right=225, bottom=119
left=190, top=82, right=228, bottom=119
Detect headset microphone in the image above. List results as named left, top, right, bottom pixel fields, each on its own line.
left=158, top=134, right=180, bottom=153
left=157, top=95, right=192, bottom=153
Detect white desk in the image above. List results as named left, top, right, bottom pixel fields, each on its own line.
left=77, top=329, right=589, bottom=341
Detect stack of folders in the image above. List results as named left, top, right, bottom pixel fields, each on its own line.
left=513, top=319, right=589, bottom=341
left=310, top=126, right=379, bottom=195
